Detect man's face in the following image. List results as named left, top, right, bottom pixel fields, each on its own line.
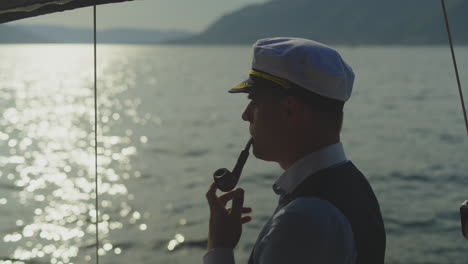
left=241, top=88, right=288, bottom=162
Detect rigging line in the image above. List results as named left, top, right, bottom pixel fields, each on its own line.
left=440, top=0, right=468, bottom=136
left=93, top=4, right=100, bottom=264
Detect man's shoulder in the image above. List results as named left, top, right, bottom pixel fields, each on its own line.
left=273, top=197, right=352, bottom=229
left=263, top=197, right=356, bottom=260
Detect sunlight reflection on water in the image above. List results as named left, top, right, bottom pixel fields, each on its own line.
left=0, top=45, right=151, bottom=263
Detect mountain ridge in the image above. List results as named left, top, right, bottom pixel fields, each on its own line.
left=174, top=0, right=468, bottom=45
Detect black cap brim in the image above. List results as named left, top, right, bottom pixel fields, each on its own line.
left=228, top=78, right=254, bottom=93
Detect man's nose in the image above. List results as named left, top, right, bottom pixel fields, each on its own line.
left=242, top=103, right=252, bottom=122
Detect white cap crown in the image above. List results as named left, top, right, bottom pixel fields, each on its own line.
left=251, top=37, right=354, bottom=102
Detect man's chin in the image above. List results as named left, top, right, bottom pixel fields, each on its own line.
left=252, top=148, right=276, bottom=162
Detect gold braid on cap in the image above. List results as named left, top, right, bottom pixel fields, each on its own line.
left=249, top=70, right=292, bottom=89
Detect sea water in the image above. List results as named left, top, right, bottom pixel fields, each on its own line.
left=0, top=44, right=467, bottom=264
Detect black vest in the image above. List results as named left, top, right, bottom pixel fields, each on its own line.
left=248, top=161, right=386, bottom=264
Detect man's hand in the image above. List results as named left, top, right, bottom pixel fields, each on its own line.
left=206, top=182, right=252, bottom=250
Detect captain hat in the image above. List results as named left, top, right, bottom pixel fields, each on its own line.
left=230, top=37, right=355, bottom=110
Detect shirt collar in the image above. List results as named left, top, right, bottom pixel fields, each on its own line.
left=273, top=143, right=347, bottom=195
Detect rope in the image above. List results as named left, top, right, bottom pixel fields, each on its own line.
left=440, top=0, right=468, bottom=136
left=93, top=4, right=100, bottom=264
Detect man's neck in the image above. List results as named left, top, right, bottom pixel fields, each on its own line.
left=278, top=138, right=340, bottom=170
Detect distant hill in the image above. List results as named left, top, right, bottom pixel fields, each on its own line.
left=0, top=24, right=194, bottom=44
left=174, top=0, right=468, bottom=45
left=0, top=25, right=48, bottom=43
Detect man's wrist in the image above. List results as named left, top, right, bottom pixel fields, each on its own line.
left=208, top=238, right=234, bottom=250
left=203, top=248, right=235, bottom=264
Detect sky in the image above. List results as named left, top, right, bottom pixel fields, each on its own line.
left=10, top=0, right=269, bottom=32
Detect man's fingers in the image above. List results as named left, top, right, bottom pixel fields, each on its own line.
left=219, top=190, right=245, bottom=206
left=231, top=188, right=244, bottom=219
left=227, top=207, right=252, bottom=214
left=242, top=207, right=252, bottom=213
left=206, top=182, right=219, bottom=209
left=207, top=184, right=248, bottom=217
left=241, top=216, right=252, bottom=224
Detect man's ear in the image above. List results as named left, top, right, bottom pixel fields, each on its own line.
left=282, top=96, right=304, bottom=118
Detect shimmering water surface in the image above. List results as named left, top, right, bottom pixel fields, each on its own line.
left=0, top=44, right=467, bottom=264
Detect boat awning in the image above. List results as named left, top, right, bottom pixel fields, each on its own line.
left=0, top=0, right=132, bottom=24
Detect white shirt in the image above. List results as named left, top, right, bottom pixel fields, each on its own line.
left=204, top=143, right=357, bottom=264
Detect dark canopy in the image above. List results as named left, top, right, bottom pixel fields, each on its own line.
left=0, top=0, right=132, bottom=24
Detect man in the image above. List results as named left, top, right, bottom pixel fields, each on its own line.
left=205, top=37, right=386, bottom=264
